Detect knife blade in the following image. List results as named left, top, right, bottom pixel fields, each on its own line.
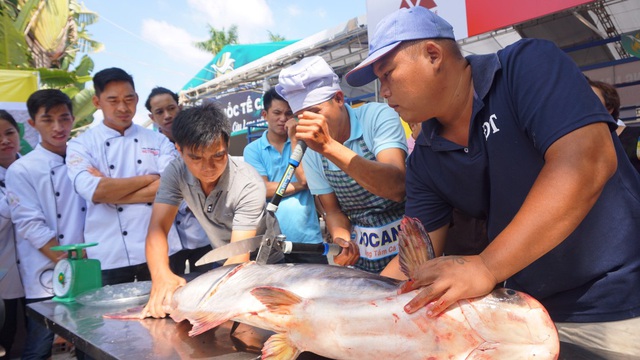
left=195, top=235, right=264, bottom=266
left=195, top=235, right=342, bottom=266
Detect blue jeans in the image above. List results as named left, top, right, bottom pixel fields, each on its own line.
left=22, top=297, right=54, bottom=360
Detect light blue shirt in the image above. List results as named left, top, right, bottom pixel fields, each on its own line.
left=303, top=103, right=408, bottom=195
left=243, top=131, right=322, bottom=244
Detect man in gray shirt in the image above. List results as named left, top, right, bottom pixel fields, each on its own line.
left=143, top=103, right=281, bottom=318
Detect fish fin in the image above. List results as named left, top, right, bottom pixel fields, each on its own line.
left=185, top=312, right=230, bottom=337
left=250, top=286, right=302, bottom=315
left=398, top=216, right=436, bottom=278
left=262, top=333, right=301, bottom=360
left=103, top=306, right=146, bottom=319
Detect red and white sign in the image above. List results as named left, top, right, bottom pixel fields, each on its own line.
left=367, top=0, right=595, bottom=40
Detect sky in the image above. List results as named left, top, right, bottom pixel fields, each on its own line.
left=81, top=0, right=367, bottom=125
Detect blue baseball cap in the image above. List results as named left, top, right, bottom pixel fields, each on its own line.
left=346, top=6, right=455, bottom=87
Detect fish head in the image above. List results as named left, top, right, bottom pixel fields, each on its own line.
left=460, top=288, right=559, bottom=357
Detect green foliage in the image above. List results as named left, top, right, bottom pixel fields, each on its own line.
left=194, top=24, right=239, bottom=55
left=69, top=87, right=95, bottom=126
left=0, top=0, right=99, bottom=130
left=0, top=9, right=29, bottom=68
left=267, top=30, right=286, bottom=42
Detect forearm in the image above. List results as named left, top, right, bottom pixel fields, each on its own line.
left=146, top=229, right=172, bottom=280
left=92, top=175, right=160, bottom=203
left=39, top=237, right=61, bottom=263
left=324, top=211, right=353, bottom=243
left=114, top=179, right=161, bottom=204
left=322, top=141, right=406, bottom=202
left=264, top=181, right=306, bottom=199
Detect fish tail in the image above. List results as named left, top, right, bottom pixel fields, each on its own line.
left=262, top=333, right=301, bottom=360
left=398, top=216, right=436, bottom=278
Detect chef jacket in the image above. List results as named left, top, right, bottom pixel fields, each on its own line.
left=66, top=122, right=180, bottom=270
left=0, top=164, right=25, bottom=300
left=6, top=145, right=85, bottom=299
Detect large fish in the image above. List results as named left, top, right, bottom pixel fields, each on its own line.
left=113, top=217, right=560, bottom=359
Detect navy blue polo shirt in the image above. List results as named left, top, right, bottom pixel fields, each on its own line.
left=406, top=39, right=640, bottom=322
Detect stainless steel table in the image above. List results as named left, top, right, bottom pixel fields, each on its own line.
left=26, top=300, right=270, bottom=360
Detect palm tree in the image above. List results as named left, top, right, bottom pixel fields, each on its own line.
left=194, top=24, right=239, bottom=55
left=267, top=30, right=285, bottom=42
left=0, top=0, right=101, bottom=126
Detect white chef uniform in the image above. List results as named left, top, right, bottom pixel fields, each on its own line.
left=66, top=122, right=180, bottom=270
left=6, top=145, right=85, bottom=299
left=0, top=165, right=24, bottom=300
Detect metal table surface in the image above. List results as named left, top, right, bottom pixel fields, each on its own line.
left=26, top=300, right=274, bottom=360
left=27, top=299, right=632, bottom=360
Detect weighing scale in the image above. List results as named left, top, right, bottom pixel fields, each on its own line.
left=51, top=243, right=102, bottom=303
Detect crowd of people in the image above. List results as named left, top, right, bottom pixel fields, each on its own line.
left=0, top=5, right=639, bottom=359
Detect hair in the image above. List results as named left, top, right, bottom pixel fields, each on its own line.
left=93, top=67, right=135, bottom=97
left=262, top=87, right=287, bottom=112
left=26, top=89, right=73, bottom=120
left=587, top=78, right=620, bottom=120
left=172, top=102, right=231, bottom=151
left=145, top=86, right=179, bottom=111
left=0, top=110, right=19, bottom=131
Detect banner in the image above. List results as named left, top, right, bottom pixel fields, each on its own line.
left=0, top=69, right=40, bottom=153
left=182, top=41, right=297, bottom=90
left=203, top=90, right=264, bottom=136
left=621, top=30, right=640, bottom=59
left=367, top=0, right=595, bottom=40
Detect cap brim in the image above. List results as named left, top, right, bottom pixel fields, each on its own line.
left=346, top=42, right=401, bottom=87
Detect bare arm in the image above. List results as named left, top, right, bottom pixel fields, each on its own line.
left=92, top=175, right=160, bottom=204
left=317, top=193, right=359, bottom=266
left=224, top=229, right=258, bottom=265
left=296, top=111, right=406, bottom=202
left=143, top=202, right=184, bottom=319
left=401, top=123, right=617, bottom=315
left=39, top=237, right=65, bottom=263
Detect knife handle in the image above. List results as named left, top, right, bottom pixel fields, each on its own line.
left=269, top=141, right=308, bottom=209
left=282, top=241, right=341, bottom=257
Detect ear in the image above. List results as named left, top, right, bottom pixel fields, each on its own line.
left=423, top=41, right=443, bottom=67
left=175, top=143, right=182, bottom=153
left=92, top=95, right=100, bottom=109
left=261, top=109, right=268, bottom=118
left=27, top=119, right=36, bottom=128
left=333, top=91, right=345, bottom=106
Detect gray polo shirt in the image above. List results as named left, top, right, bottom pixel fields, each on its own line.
left=156, top=156, right=283, bottom=262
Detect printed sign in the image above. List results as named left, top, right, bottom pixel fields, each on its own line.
left=204, top=90, right=264, bottom=134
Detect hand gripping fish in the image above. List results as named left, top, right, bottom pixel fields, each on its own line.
left=111, top=216, right=559, bottom=359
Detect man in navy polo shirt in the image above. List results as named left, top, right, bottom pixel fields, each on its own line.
left=346, top=6, right=640, bottom=356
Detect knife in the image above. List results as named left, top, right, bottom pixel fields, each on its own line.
left=255, top=140, right=307, bottom=265
left=195, top=235, right=264, bottom=266
left=195, top=235, right=341, bottom=266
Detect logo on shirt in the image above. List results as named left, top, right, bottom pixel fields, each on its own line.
left=483, top=114, right=500, bottom=140
left=141, top=147, right=160, bottom=156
